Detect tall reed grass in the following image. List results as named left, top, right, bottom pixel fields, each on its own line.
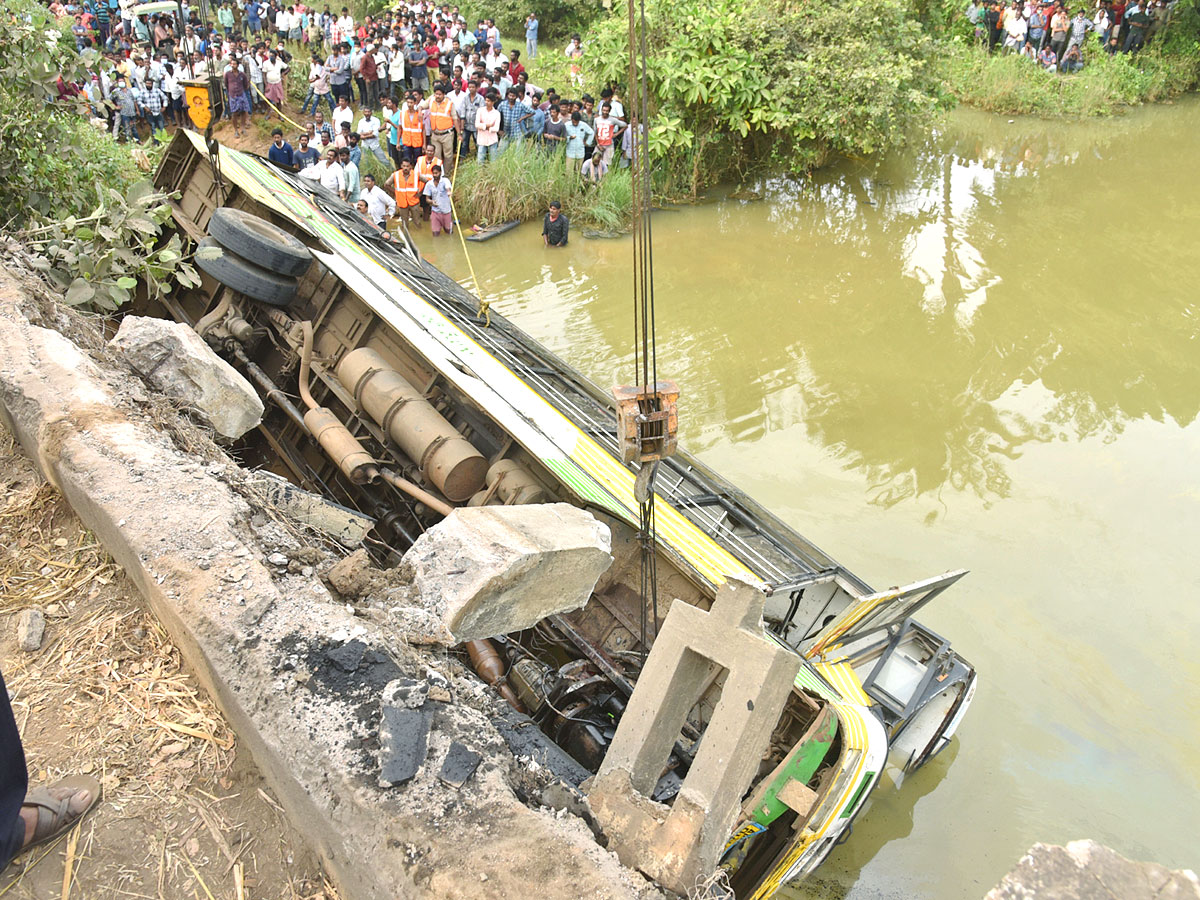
left=937, top=42, right=1200, bottom=117
left=450, top=140, right=632, bottom=229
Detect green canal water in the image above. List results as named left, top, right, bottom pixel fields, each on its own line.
left=414, top=98, right=1200, bottom=898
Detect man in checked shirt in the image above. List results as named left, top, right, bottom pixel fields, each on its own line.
left=134, top=80, right=169, bottom=143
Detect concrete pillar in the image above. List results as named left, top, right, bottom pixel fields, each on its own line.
left=587, top=576, right=802, bottom=895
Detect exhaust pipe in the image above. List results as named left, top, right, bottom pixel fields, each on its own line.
left=336, top=348, right=487, bottom=502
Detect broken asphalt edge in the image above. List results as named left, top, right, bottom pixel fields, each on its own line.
left=0, top=271, right=654, bottom=900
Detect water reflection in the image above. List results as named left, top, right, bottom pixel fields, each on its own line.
left=420, top=101, right=1200, bottom=515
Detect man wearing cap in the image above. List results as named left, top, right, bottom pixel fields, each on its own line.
left=268, top=128, right=295, bottom=166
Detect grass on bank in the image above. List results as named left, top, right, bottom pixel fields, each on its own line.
left=937, top=41, right=1200, bottom=116
left=451, top=139, right=632, bottom=230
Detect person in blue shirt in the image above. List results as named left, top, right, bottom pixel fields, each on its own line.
left=526, top=98, right=545, bottom=140
left=497, top=88, right=532, bottom=151
left=268, top=128, right=295, bottom=167
left=525, top=13, right=538, bottom=59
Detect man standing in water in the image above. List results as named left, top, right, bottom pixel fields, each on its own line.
left=542, top=200, right=568, bottom=247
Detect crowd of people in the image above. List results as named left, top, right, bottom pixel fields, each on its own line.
left=50, top=0, right=634, bottom=242
left=965, top=0, right=1178, bottom=69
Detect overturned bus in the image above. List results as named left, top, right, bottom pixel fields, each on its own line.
left=151, top=130, right=976, bottom=898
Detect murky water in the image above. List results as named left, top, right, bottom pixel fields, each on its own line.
left=415, top=98, right=1200, bottom=897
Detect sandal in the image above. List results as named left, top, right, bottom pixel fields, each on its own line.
left=19, top=775, right=101, bottom=854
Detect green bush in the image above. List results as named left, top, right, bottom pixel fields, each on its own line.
left=0, top=0, right=200, bottom=311
left=585, top=0, right=940, bottom=194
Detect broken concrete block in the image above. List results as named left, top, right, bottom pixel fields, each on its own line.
left=382, top=677, right=429, bottom=710
left=397, top=504, right=612, bottom=645
left=109, top=315, right=263, bottom=439
left=16, top=608, right=45, bottom=651
left=586, top=576, right=801, bottom=895
left=379, top=678, right=432, bottom=787
left=438, top=741, right=481, bottom=789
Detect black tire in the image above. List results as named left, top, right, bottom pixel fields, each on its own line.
left=194, top=237, right=298, bottom=306
left=206, top=207, right=312, bottom=277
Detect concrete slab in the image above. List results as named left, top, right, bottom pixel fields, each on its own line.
left=396, top=503, right=614, bottom=645
left=0, top=273, right=660, bottom=900
left=587, top=576, right=801, bottom=895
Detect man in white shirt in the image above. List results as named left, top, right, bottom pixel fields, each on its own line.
left=335, top=8, right=354, bottom=45
left=332, top=94, right=354, bottom=133
left=299, top=148, right=347, bottom=198
left=356, top=106, right=390, bottom=166
left=359, top=172, right=396, bottom=224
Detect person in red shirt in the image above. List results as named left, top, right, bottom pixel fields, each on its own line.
left=507, top=49, right=525, bottom=80
left=424, top=38, right=441, bottom=84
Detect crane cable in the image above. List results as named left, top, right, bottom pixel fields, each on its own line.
left=626, top=0, right=660, bottom=661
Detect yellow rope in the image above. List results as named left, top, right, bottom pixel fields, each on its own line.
left=445, top=133, right=489, bottom=327
left=249, top=80, right=305, bottom=133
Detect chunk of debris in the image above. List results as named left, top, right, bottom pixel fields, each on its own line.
left=109, top=315, right=263, bottom=440
left=378, top=678, right=432, bottom=788
left=540, top=780, right=603, bottom=839
left=437, top=741, right=482, bottom=789
left=16, top=608, right=46, bottom=652
left=397, top=504, right=613, bottom=645
left=586, top=576, right=801, bottom=895
left=326, top=548, right=388, bottom=598
left=325, top=639, right=366, bottom=673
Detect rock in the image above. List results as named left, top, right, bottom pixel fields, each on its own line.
left=381, top=677, right=428, bottom=710
left=985, top=840, right=1200, bottom=899
left=326, top=548, right=386, bottom=598
left=325, top=639, right=366, bottom=673
left=396, top=504, right=612, bottom=645
left=109, top=316, right=263, bottom=440
left=540, top=780, right=603, bottom=839
left=267, top=552, right=288, bottom=567
left=16, top=608, right=45, bottom=651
